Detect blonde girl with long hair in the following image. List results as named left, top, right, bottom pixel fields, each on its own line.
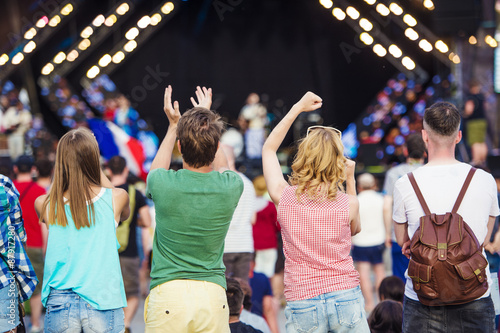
left=35, top=127, right=130, bottom=332
left=262, top=92, right=369, bottom=333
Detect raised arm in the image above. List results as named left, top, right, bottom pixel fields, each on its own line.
left=150, top=86, right=181, bottom=171
left=262, top=92, right=322, bottom=205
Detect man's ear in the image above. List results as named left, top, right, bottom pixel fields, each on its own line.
left=177, top=140, right=182, bottom=154
left=455, top=130, right=462, bottom=144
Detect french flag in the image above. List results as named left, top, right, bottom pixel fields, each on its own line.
left=88, top=118, right=147, bottom=180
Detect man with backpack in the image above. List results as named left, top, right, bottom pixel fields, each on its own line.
left=393, top=102, right=499, bottom=333
left=107, top=155, right=151, bottom=333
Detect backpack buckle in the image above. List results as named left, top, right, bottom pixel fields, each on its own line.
left=437, top=243, right=447, bottom=261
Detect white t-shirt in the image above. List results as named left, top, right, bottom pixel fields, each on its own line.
left=352, top=190, right=385, bottom=247
left=393, top=162, right=499, bottom=301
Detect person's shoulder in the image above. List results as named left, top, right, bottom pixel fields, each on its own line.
left=147, top=168, right=174, bottom=182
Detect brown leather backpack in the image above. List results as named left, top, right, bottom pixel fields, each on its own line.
left=407, top=167, right=489, bottom=306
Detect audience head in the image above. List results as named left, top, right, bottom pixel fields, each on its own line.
left=44, top=127, right=101, bottom=229
left=107, top=155, right=128, bottom=176
left=234, top=277, right=253, bottom=311
left=290, top=126, right=346, bottom=201
left=405, top=133, right=426, bottom=160
left=226, top=277, right=244, bottom=319
left=423, top=102, right=460, bottom=144
left=368, top=300, right=403, bottom=333
left=357, top=173, right=376, bottom=191
left=14, top=155, right=34, bottom=174
left=177, top=107, right=224, bottom=168
left=35, top=159, right=54, bottom=178
left=252, top=175, right=267, bottom=197
left=379, top=276, right=405, bottom=303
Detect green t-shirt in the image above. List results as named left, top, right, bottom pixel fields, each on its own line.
left=146, top=168, right=244, bottom=290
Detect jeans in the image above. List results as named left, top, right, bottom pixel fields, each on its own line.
left=44, top=289, right=125, bottom=333
left=403, top=295, right=495, bottom=333
left=284, top=286, right=370, bottom=333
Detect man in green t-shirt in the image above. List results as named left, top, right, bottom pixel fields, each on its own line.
left=145, top=85, right=244, bottom=333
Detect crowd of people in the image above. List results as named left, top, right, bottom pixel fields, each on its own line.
left=0, top=74, right=499, bottom=333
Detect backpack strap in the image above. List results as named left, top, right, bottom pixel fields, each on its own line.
left=408, top=172, right=431, bottom=215
left=451, top=167, right=476, bottom=213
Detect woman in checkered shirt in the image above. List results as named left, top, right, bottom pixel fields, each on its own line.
left=262, top=92, right=369, bottom=332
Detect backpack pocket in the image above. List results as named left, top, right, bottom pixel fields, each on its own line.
left=454, top=251, right=488, bottom=283
left=408, top=259, right=438, bottom=299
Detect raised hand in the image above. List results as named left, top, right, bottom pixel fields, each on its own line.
left=345, top=159, right=355, bottom=179
left=190, top=86, right=213, bottom=109
left=296, top=91, right=322, bottom=112
left=164, top=85, right=181, bottom=125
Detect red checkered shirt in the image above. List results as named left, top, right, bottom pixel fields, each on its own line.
left=278, top=185, right=360, bottom=301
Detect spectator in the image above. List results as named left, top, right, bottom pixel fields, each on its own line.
left=463, top=79, right=488, bottom=167
left=115, top=95, right=139, bottom=138
left=0, top=174, right=38, bottom=332
left=379, top=276, right=405, bottom=303
left=35, top=158, right=53, bottom=191
left=107, top=155, right=152, bottom=333
left=249, top=258, right=279, bottom=333
left=144, top=86, right=243, bottom=332
left=262, top=91, right=369, bottom=332
left=352, top=173, right=386, bottom=312
left=235, top=277, right=271, bottom=333
left=2, top=100, right=32, bottom=160
left=13, top=155, right=47, bottom=332
left=226, top=277, right=264, bottom=333
left=368, top=300, right=403, bottom=333
left=35, top=127, right=129, bottom=331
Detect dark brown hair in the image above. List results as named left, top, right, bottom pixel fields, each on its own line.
left=225, top=277, right=244, bottom=317
left=379, top=276, right=405, bottom=302
left=405, top=133, right=426, bottom=159
left=107, top=155, right=127, bottom=175
left=368, top=300, right=403, bottom=333
left=176, top=107, right=224, bottom=168
left=423, top=102, right=460, bottom=137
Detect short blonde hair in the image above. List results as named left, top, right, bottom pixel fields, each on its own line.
left=289, top=127, right=346, bottom=201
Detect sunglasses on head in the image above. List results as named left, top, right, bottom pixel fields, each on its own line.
left=306, top=125, right=342, bottom=138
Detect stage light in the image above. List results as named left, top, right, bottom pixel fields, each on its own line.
left=489, top=38, right=498, bottom=48
left=423, top=0, right=435, bottom=10
left=23, top=41, right=36, bottom=53
left=49, top=15, right=61, bottom=27
left=364, top=0, right=376, bottom=5
left=359, top=32, right=374, bottom=45
left=346, top=7, right=360, bottom=20
left=450, top=53, right=460, bottom=64
left=125, top=27, right=139, bottom=40
left=419, top=39, right=433, bottom=52
left=124, top=40, right=137, bottom=52
left=67, top=49, right=79, bottom=62
left=435, top=40, right=449, bottom=53
left=404, top=28, right=419, bottom=41
left=61, top=3, right=73, bottom=16
left=36, top=16, right=48, bottom=28
left=332, top=8, right=346, bottom=20
left=137, top=16, right=151, bottom=29
left=373, top=44, right=387, bottom=57
left=402, top=56, right=415, bottom=70
left=376, top=4, right=390, bottom=16
left=105, top=14, right=117, bottom=27
left=87, top=66, right=100, bottom=79
left=359, top=18, right=373, bottom=31
left=53, top=51, right=66, bottom=64
left=389, top=44, right=402, bottom=58
left=93, top=15, right=105, bottom=27
left=24, top=28, right=37, bottom=40
left=11, top=53, right=24, bottom=65
left=469, top=36, right=477, bottom=45
left=389, top=3, right=403, bottom=15
left=319, top=0, right=333, bottom=9
left=41, top=63, right=54, bottom=75
left=403, top=14, right=417, bottom=27
left=161, top=2, right=174, bottom=15
left=0, top=54, right=9, bottom=66
left=116, top=3, right=130, bottom=15
left=112, top=51, right=125, bottom=64
left=78, top=39, right=91, bottom=50
left=80, top=26, right=93, bottom=39
left=99, top=54, right=112, bottom=67
left=150, top=13, right=162, bottom=26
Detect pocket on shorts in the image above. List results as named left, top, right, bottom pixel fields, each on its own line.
left=46, top=303, right=70, bottom=333
left=335, top=293, right=364, bottom=328
left=87, top=304, right=125, bottom=333
left=285, top=303, right=319, bottom=333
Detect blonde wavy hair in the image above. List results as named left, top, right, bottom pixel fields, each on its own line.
left=289, top=127, right=346, bottom=201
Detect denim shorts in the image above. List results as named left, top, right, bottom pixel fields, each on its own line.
left=403, top=295, right=495, bottom=333
left=284, top=286, right=370, bottom=333
left=45, top=289, right=125, bottom=333
left=352, top=244, right=385, bottom=264
left=0, top=278, right=19, bottom=331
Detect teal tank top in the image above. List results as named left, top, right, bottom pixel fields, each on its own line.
left=41, top=188, right=127, bottom=310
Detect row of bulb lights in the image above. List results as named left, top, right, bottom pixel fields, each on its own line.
left=41, top=2, right=134, bottom=76
left=86, top=2, right=174, bottom=79
left=320, top=0, right=460, bottom=67
left=0, top=3, right=74, bottom=67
